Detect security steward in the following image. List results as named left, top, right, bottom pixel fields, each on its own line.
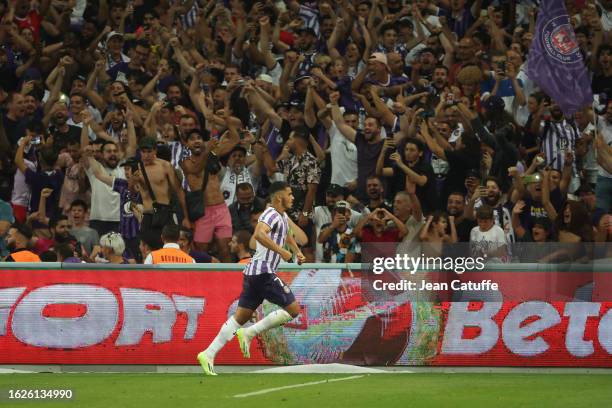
left=144, top=224, right=195, bottom=264
left=5, top=224, right=41, bottom=262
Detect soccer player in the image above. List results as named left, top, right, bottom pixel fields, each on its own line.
left=197, top=182, right=305, bottom=375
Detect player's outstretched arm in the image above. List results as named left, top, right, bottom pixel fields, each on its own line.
left=254, top=221, right=292, bottom=261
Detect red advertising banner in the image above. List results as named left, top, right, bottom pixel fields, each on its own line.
left=1, top=266, right=612, bottom=367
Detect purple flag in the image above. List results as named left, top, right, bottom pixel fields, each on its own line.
left=527, top=0, right=593, bottom=116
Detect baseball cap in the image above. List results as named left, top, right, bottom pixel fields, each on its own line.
left=138, top=136, right=157, bottom=150
left=327, top=184, right=346, bottom=197
left=257, top=74, right=274, bottom=84
left=369, top=52, right=390, bottom=71
left=289, top=99, right=305, bottom=111
left=335, top=200, right=350, bottom=211
left=106, top=31, right=124, bottom=43
left=465, top=169, right=480, bottom=179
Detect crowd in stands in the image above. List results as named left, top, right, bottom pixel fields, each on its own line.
left=0, top=0, right=610, bottom=265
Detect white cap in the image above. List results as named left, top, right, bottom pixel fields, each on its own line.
left=257, top=74, right=274, bottom=84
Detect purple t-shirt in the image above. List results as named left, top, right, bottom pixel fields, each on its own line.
left=112, top=178, right=141, bottom=240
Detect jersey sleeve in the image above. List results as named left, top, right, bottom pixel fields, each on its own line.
left=258, top=208, right=279, bottom=229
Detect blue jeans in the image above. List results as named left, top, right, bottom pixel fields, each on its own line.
left=596, top=175, right=612, bottom=212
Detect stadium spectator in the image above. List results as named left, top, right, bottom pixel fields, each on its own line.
left=144, top=224, right=194, bottom=264
left=228, top=230, right=253, bottom=264
left=0, top=0, right=608, bottom=265
left=91, top=232, right=129, bottom=264
left=55, top=242, right=83, bottom=263
left=318, top=200, right=359, bottom=263
left=83, top=140, right=125, bottom=236
left=4, top=224, right=39, bottom=262
left=229, top=183, right=266, bottom=234
left=363, top=175, right=393, bottom=213
left=68, top=199, right=99, bottom=255
left=394, top=187, right=425, bottom=256
left=470, top=205, right=508, bottom=262
left=447, top=191, right=477, bottom=242
left=178, top=227, right=216, bottom=263
left=419, top=211, right=458, bottom=256
left=313, top=184, right=363, bottom=262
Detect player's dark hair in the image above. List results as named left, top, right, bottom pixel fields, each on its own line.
left=269, top=181, right=290, bottom=197
left=161, top=224, right=180, bottom=243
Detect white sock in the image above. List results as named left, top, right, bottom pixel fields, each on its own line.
left=243, top=309, right=293, bottom=338
left=205, top=316, right=241, bottom=359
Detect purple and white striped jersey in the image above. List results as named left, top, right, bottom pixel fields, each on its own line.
left=540, top=119, right=580, bottom=171
left=243, top=207, right=289, bottom=276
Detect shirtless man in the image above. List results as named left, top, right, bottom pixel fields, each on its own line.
left=180, top=116, right=240, bottom=262
left=135, top=136, right=191, bottom=239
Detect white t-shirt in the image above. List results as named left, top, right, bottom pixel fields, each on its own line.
left=219, top=165, right=258, bottom=205
left=11, top=159, right=36, bottom=207
left=86, top=165, right=125, bottom=222
left=474, top=199, right=515, bottom=243
left=470, top=224, right=507, bottom=262
left=597, top=116, right=612, bottom=178
left=329, top=122, right=358, bottom=187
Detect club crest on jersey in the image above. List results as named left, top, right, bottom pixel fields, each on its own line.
left=542, top=16, right=580, bottom=64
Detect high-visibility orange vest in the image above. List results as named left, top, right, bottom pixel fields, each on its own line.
left=150, top=248, right=194, bottom=264
left=10, top=250, right=41, bottom=263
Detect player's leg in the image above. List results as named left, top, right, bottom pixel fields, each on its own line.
left=236, top=274, right=298, bottom=358
left=198, top=276, right=262, bottom=375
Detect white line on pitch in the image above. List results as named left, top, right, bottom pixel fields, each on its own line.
left=232, top=375, right=365, bottom=398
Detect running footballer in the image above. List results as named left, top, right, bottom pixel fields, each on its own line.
left=197, top=181, right=305, bottom=375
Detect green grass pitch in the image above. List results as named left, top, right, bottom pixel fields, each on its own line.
left=1, top=373, right=611, bottom=408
